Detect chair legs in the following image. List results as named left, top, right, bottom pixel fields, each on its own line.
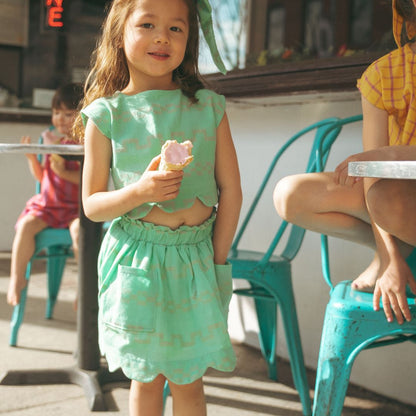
left=9, top=285, right=28, bottom=347
left=9, top=247, right=69, bottom=346
left=312, top=307, right=355, bottom=416
left=253, top=282, right=312, bottom=416
left=253, top=296, right=278, bottom=380
left=312, top=281, right=416, bottom=416
left=45, top=247, right=68, bottom=319
left=279, top=291, right=312, bottom=416
left=162, top=380, right=170, bottom=414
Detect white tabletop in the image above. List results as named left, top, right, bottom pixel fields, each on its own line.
left=348, top=161, right=416, bottom=180
left=0, top=143, right=83, bottom=155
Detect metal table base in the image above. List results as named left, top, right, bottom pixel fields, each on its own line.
left=1, top=365, right=127, bottom=411
left=0, top=145, right=128, bottom=411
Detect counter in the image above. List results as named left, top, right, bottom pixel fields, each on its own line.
left=0, top=107, right=51, bottom=124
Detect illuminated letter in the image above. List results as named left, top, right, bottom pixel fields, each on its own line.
left=48, top=7, right=64, bottom=27
left=45, top=0, right=63, bottom=5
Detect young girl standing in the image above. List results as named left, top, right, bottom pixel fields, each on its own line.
left=76, top=0, right=242, bottom=414
left=7, top=83, right=83, bottom=306
left=274, top=0, right=416, bottom=325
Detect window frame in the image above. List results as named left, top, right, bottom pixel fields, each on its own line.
left=205, top=52, right=383, bottom=98
left=209, top=0, right=391, bottom=98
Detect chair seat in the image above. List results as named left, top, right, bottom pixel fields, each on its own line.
left=229, top=249, right=284, bottom=262
left=228, top=249, right=289, bottom=276
left=330, top=280, right=416, bottom=322
left=34, top=228, right=73, bottom=254
left=229, top=249, right=291, bottom=298
left=9, top=227, right=74, bottom=346
left=313, top=279, right=416, bottom=416
left=228, top=250, right=291, bottom=296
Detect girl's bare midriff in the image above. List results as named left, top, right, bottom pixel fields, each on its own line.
left=141, top=198, right=214, bottom=230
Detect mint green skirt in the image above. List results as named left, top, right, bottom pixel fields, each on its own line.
left=97, top=214, right=236, bottom=384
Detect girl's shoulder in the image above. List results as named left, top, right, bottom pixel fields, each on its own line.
left=195, top=89, right=226, bottom=116
left=358, top=45, right=412, bottom=89
left=365, top=44, right=413, bottom=75
left=83, top=88, right=226, bottom=119
left=195, top=88, right=225, bottom=104
left=84, top=92, right=123, bottom=111
left=194, top=89, right=226, bottom=127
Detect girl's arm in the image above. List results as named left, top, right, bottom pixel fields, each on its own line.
left=82, top=120, right=184, bottom=222
left=21, top=136, right=43, bottom=182
left=49, top=154, right=80, bottom=184
left=212, top=113, right=242, bottom=265
left=334, top=97, right=416, bottom=186
left=26, top=155, right=43, bottom=183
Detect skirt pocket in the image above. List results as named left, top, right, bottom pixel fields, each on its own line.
left=101, top=265, right=157, bottom=333
left=215, top=263, right=233, bottom=314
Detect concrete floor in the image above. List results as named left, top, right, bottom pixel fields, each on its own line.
left=0, top=252, right=415, bottom=415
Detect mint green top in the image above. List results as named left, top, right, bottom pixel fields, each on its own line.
left=82, top=89, right=225, bottom=218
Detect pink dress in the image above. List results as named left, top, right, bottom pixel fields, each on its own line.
left=16, top=128, right=80, bottom=229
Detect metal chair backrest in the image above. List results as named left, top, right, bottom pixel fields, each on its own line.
left=231, top=117, right=343, bottom=266
left=315, top=115, right=364, bottom=289
left=35, top=126, right=56, bottom=194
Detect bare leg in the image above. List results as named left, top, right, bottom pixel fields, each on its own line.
left=274, top=173, right=416, bottom=291
left=274, top=172, right=380, bottom=290
left=69, top=218, right=80, bottom=261
left=367, top=179, right=416, bottom=247
left=274, top=172, right=373, bottom=245
left=129, top=374, right=166, bottom=416
left=8, top=215, right=48, bottom=305
left=169, top=377, right=206, bottom=416
left=350, top=179, right=416, bottom=291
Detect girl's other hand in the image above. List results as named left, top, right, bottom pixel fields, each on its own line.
left=50, top=154, right=66, bottom=176
left=136, top=155, right=184, bottom=203
left=20, top=135, right=31, bottom=145
left=21, top=136, right=36, bottom=160
left=334, top=147, right=398, bottom=187
left=373, top=257, right=416, bottom=324
left=334, top=154, right=362, bottom=187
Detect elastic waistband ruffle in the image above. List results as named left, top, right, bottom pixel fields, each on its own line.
left=111, top=213, right=216, bottom=245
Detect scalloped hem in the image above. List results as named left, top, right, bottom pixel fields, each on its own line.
left=104, top=345, right=236, bottom=385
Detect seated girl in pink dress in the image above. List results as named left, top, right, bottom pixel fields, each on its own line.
left=7, top=83, right=83, bottom=306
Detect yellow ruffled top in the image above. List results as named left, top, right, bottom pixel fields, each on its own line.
left=357, top=43, right=416, bottom=145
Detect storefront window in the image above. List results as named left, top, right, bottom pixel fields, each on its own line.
left=199, top=0, right=247, bottom=73
left=0, top=0, right=400, bottom=107
left=210, top=0, right=393, bottom=70
left=206, top=0, right=395, bottom=96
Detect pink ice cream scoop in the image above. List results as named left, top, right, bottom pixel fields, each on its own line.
left=159, top=140, right=194, bottom=171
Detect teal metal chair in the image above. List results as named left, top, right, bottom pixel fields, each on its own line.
left=312, top=115, right=416, bottom=416
left=227, top=117, right=344, bottom=416
left=10, top=128, right=75, bottom=346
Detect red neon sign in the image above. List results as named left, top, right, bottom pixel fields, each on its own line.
left=44, top=0, right=64, bottom=29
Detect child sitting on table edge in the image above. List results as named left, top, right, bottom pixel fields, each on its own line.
left=7, top=83, right=83, bottom=307
left=274, top=0, right=416, bottom=325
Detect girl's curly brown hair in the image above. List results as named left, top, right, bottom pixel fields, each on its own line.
left=73, top=0, right=205, bottom=142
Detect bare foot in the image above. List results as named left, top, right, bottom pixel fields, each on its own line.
left=351, top=256, right=380, bottom=292
left=7, top=278, right=27, bottom=306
